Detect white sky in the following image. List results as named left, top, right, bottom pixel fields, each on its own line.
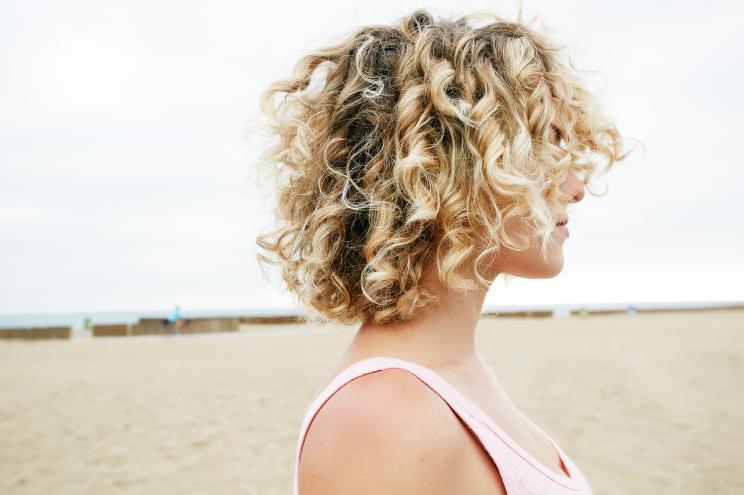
left=1, top=0, right=742, bottom=314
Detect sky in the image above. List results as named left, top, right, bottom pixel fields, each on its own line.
left=1, top=0, right=742, bottom=315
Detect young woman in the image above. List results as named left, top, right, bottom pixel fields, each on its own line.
left=254, top=8, right=626, bottom=494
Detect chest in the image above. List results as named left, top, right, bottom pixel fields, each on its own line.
left=440, top=370, right=571, bottom=480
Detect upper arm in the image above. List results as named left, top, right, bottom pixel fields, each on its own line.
left=297, top=368, right=473, bottom=495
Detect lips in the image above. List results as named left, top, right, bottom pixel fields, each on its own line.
left=555, top=218, right=568, bottom=227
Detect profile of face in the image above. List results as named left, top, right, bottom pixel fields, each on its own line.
left=486, top=167, right=586, bottom=280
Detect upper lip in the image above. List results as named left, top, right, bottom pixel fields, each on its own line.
left=555, top=218, right=569, bottom=226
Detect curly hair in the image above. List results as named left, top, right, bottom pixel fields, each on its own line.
left=251, top=8, right=628, bottom=325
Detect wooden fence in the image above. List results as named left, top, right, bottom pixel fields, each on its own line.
left=0, top=326, right=72, bottom=340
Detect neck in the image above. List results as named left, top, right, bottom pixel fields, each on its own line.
left=351, top=256, right=495, bottom=370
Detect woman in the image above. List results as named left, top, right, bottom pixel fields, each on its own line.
left=254, top=8, right=626, bottom=494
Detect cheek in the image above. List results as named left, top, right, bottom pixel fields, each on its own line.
left=476, top=212, right=567, bottom=278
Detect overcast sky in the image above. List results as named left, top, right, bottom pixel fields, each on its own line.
left=1, top=0, right=742, bottom=315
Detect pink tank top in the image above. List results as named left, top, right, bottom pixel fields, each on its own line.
left=293, top=356, right=593, bottom=495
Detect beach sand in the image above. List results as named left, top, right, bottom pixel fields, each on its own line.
left=0, top=309, right=742, bottom=494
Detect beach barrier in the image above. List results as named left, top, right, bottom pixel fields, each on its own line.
left=0, top=326, right=72, bottom=340
left=181, top=317, right=240, bottom=334
left=571, top=308, right=623, bottom=317
left=124, top=317, right=241, bottom=336
left=483, top=310, right=553, bottom=318
left=130, top=318, right=166, bottom=336
left=633, top=304, right=744, bottom=315
left=238, top=315, right=304, bottom=324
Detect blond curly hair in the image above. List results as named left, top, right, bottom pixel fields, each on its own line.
left=251, top=8, right=627, bottom=325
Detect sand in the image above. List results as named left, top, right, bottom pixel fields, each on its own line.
left=0, top=309, right=742, bottom=495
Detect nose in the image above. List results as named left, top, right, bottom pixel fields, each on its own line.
left=562, top=168, right=585, bottom=203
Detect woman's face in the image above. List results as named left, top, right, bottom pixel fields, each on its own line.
left=486, top=166, right=585, bottom=280
left=468, top=117, right=587, bottom=282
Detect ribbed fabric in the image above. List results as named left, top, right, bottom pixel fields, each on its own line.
left=293, top=356, right=593, bottom=494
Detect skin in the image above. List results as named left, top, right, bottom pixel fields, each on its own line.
left=299, top=145, right=587, bottom=493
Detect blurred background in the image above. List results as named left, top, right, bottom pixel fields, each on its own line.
left=1, top=1, right=742, bottom=494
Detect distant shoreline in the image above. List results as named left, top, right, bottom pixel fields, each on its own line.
left=1, top=300, right=742, bottom=331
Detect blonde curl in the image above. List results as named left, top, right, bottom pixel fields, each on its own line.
left=250, top=8, right=630, bottom=325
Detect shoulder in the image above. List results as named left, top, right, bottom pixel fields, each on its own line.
left=297, top=367, right=471, bottom=494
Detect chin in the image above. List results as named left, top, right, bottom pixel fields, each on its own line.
left=540, top=256, right=565, bottom=278
left=509, top=256, right=565, bottom=279
left=487, top=243, right=566, bottom=280
left=543, top=262, right=565, bottom=278
left=522, top=266, right=564, bottom=279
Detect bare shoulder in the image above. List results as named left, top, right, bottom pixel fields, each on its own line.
left=297, top=367, right=506, bottom=495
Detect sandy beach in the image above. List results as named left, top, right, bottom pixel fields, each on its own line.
left=0, top=309, right=742, bottom=495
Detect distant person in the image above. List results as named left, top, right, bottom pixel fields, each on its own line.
left=254, top=9, right=630, bottom=495
left=167, top=305, right=183, bottom=334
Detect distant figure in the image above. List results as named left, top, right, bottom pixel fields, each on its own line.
left=83, top=317, right=92, bottom=332
left=167, top=305, right=184, bottom=334
left=627, top=305, right=638, bottom=316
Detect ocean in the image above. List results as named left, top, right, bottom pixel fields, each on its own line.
left=0, top=301, right=741, bottom=330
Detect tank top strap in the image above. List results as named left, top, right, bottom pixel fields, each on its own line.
left=293, top=355, right=585, bottom=495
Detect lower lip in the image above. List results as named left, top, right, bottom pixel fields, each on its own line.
left=555, top=225, right=570, bottom=237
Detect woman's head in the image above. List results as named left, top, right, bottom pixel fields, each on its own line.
left=253, top=8, right=627, bottom=325
left=484, top=165, right=586, bottom=282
